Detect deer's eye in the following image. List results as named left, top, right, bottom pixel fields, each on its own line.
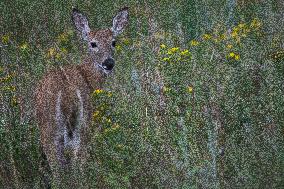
left=112, top=41, right=116, bottom=47
left=90, top=42, right=97, bottom=48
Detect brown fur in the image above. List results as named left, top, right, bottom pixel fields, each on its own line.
left=35, top=62, right=105, bottom=163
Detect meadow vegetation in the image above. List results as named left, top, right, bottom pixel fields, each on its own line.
left=1, top=0, right=284, bottom=188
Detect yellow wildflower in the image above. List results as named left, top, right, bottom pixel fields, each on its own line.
left=219, top=33, right=227, bottom=41
left=1, top=34, right=10, bottom=44
left=106, top=118, right=112, bottom=123
left=231, top=31, right=238, bottom=38
left=270, top=50, right=284, bottom=60
left=11, top=95, right=17, bottom=106
left=0, top=74, right=12, bottom=83
left=163, top=57, right=170, bottom=62
left=229, top=52, right=235, bottom=58
left=57, top=33, right=68, bottom=42
left=235, top=37, right=241, bottom=44
left=104, top=128, right=111, bottom=133
left=163, top=86, right=171, bottom=93
left=190, top=40, right=199, bottom=46
left=202, top=34, right=211, bottom=40
left=107, top=92, right=112, bottom=97
left=112, top=123, right=120, bottom=130
left=235, top=54, right=240, bottom=60
left=173, top=47, right=179, bottom=52
left=47, top=47, right=56, bottom=57
left=250, top=18, right=261, bottom=28
left=160, top=44, right=166, bottom=49
left=20, top=42, right=28, bottom=50
left=180, top=49, right=189, bottom=56
left=238, top=23, right=245, bottom=29
left=227, top=44, right=233, bottom=49
left=93, top=111, right=100, bottom=118
left=168, top=47, right=179, bottom=54
left=122, top=38, right=130, bottom=45
left=167, top=51, right=173, bottom=55
left=233, top=26, right=239, bottom=32
left=9, top=86, right=16, bottom=92
left=187, top=86, right=193, bottom=93
left=94, top=89, right=103, bottom=94
left=116, top=45, right=122, bottom=51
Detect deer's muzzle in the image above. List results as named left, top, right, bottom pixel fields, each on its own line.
left=102, top=58, right=115, bottom=70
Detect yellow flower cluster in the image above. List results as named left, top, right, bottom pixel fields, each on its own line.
left=228, top=52, right=240, bottom=61
left=160, top=44, right=191, bottom=64
left=163, top=57, right=170, bottom=62
left=158, top=18, right=261, bottom=70
left=227, top=44, right=233, bottom=49
left=47, top=47, right=56, bottom=57
left=190, top=40, right=199, bottom=46
left=57, top=30, right=73, bottom=43
left=167, top=47, right=179, bottom=55
left=163, top=86, right=194, bottom=94
left=229, top=19, right=261, bottom=43
left=270, top=50, right=284, bottom=60
left=1, top=34, right=10, bottom=44
left=93, top=111, right=100, bottom=120
left=160, top=44, right=166, bottom=49
left=57, top=33, right=68, bottom=43
left=46, top=31, right=73, bottom=60
left=250, top=18, right=262, bottom=29
left=20, top=42, right=28, bottom=51
left=116, top=45, right=122, bottom=51
left=187, top=86, right=193, bottom=93
left=163, top=86, right=171, bottom=93
left=93, top=89, right=104, bottom=95
left=180, top=49, right=190, bottom=56
left=2, top=85, right=16, bottom=92
left=104, top=123, right=120, bottom=134
left=92, top=89, right=113, bottom=97
left=1, top=74, right=13, bottom=83
left=202, top=34, right=212, bottom=40
left=92, top=89, right=114, bottom=126
left=11, top=95, right=18, bottom=107
left=121, top=38, right=130, bottom=45
left=46, top=47, right=68, bottom=60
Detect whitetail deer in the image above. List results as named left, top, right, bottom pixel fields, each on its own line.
left=35, top=7, right=129, bottom=185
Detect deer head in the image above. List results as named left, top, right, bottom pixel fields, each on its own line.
left=72, top=7, right=129, bottom=74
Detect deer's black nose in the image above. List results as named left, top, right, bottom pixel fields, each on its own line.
left=102, top=58, right=115, bottom=70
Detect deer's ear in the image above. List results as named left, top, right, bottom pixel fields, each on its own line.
left=111, top=7, right=129, bottom=37
left=72, top=8, right=90, bottom=41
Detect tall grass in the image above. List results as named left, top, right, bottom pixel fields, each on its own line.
left=1, top=0, right=284, bottom=188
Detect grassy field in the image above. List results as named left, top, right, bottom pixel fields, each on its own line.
left=1, top=0, right=284, bottom=188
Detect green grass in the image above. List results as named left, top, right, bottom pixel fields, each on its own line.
left=1, top=0, right=284, bottom=188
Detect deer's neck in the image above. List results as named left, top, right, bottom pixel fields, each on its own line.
left=77, top=61, right=106, bottom=91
